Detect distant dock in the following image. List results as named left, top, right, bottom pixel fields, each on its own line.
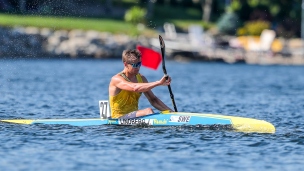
left=149, top=34, right=304, bottom=66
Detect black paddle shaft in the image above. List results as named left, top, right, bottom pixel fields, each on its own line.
left=159, top=35, right=178, bottom=112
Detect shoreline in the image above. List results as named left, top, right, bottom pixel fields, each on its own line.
left=1, top=26, right=304, bottom=66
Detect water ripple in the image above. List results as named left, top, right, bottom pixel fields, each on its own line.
left=0, top=60, right=304, bottom=171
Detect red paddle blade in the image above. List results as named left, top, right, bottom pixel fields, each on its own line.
left=136, top=45, right=162, bottom=70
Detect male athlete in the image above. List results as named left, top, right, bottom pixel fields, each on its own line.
left=109, top=49, right=173, bottom=119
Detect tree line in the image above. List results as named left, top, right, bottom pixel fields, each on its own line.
left=0, top=0, right=302, bottom=37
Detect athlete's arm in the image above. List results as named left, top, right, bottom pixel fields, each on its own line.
left=112, top=74, right=170, bottom=93
left=142, top=76, right=173, bottom=111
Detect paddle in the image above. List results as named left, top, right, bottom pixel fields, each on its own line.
left=159, top=35, right=178, bottom=112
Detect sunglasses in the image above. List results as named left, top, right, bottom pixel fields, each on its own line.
left=127, top=62, right=142, bottom=68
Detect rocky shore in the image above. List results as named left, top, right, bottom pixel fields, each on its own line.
left=1, top=26, right=304, bottom=65
left=0, top=26, right=147, bottom=59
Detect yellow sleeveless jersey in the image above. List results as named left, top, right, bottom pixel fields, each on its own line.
left=109, top=73, right=143, bottom=118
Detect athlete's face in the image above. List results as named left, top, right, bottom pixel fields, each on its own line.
left=125, top=57, right=141, bottom=74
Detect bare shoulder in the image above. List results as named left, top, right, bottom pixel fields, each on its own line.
left=110, top=74, right=124, bottom=85
left=139, top=73, right=148, bottom=83
left=109, top=73, right=124, bottom=96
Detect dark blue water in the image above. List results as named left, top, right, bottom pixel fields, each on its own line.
left=0, top=59, right=303, bottom=171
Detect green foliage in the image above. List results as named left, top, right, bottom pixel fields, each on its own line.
left=237, top=20, right=270, bottom=36
left=269, top=4, right=280, bottom=17
left=1, top=0, right=302, bottom=37
left=217, top=12, right=239, bottom=35
left=124, top=6, right=147, bottom=25
left=153, top=4, right=201, bottom=20
left=0, top=14, right=139, bottom=34
left=172, top=20, right=214, bottom=31
left=248, top=0, right=259, bottom=7
left=230, top=0, right=242, bottom=11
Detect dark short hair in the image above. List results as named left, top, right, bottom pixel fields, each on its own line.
left=122, top=49, right=141, bottom=63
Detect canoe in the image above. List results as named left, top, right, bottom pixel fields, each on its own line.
left=0, top=111, right=275, bottom=133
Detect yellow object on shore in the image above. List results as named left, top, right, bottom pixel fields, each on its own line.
left=236, top=36, right=283, bottom=52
